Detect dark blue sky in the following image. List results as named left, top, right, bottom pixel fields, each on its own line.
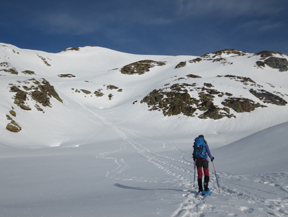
left=1, top=0, right=287, bottom=56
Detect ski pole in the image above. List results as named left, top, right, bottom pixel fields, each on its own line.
left=212, top=161, right=220, bottom=193
left=193, top=160, right=196, bottom=188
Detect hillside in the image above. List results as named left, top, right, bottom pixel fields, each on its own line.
left=1, top=43, right=288, bottom=148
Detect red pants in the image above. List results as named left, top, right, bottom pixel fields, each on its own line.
left=196, top=159, right=209, bottom=179
left=197, top=167, right=209, bottom=179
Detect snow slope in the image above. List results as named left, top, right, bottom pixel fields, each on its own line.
left=0, top=43, right=288, bottom=216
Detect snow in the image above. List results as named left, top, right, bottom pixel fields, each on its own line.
left=0, top=43, right=288, bottom=216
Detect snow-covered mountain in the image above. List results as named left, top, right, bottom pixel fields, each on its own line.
left=1, top=43, right=288, bottom=148
left=1, top=43, right=288, bottom=217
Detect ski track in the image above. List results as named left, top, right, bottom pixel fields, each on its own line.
left=64, top=98, right=288, bottom=217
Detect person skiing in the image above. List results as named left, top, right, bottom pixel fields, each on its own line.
left=192, top=135, right=214, bottom=194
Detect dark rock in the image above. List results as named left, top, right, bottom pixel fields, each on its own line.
left=175, top=61, right=186, bottom=69
left=264, top=57, right=288, bottom=72
left=256, top=61, right=265, bottom=68
left=222, top=97, right=265, bottom=112
left=58, top=74, right=75, bottom=78
left=121, top=60, right=166, bottom=75
left=249, top=89, right=287, bottom=105
left=255, top=51, right=285, bottom=58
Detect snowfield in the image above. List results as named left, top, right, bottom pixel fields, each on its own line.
left=0, top=43, right=288, bottom=216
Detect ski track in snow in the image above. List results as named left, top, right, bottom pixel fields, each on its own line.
left=60, top=93, right=288, bottom=216
left=91, top=110, right=288, bottom=216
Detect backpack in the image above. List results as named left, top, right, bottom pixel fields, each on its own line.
left=193, top=137, right=207, bottom=159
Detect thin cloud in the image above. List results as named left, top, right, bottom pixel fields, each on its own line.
left=240, top=20, right=285, bottom=31
left=177, top=0, right=283, bottom=17
left=38, top=13, right=99, bottom=35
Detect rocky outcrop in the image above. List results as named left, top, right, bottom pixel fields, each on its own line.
left=141, top=83, right=235, bottom=119
left=121, top=60, right=166, bottom=75
left=249, top=89, right=287, bottom=105
left=264, top=57, right=288, bottom=72
left=175, top=61, right=186, bottom=69
left=255, top=51, right=288, bottom=72
left=222, top=98, right=265, bottom=112
left=9, top=78, right=63, bottom=110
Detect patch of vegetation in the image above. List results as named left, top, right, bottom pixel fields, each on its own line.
left=58, top=74, right=76, bottom=78
left=21, top=70, right=35, bottom=75
left=175, top=61, right=186, bottom=69
left=249, top=89, right=287, bottom=105
left=120, top=60, right=166, bottom=75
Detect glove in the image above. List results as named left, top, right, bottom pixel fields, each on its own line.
left=211, top=157, right=214, bottom=162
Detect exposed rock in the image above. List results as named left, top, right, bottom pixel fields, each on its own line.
left=264, top=57, right=288, bottom=72
left=256, top=61, right=265, bottom=68
left=80, top=89, right=91, bottom=94
left=37, top=54, right=51, bottom=66
left=1, top=68, right=18, bottom=75
left=63, top=47, right=80, bottom=52
left=186, top=74, right=202, bottom=78
left=217, top=75, right=256, bottom=85
left=255, top=51, right=285, bottom=58
left=6, top=120, right=21, bottom=132
left=108, top=94, right=113, bottom=100
left=22, top=70, right=35, bottom=75
left=120, top=60, right=166, bottom=75
left=107, top=85, right=119, bottom=90
left=36, top=79, right=63, bottom=104
left=58, top=74, right=75, bottom=78
left=209, top=49, right=247, bottom=57
left=94, top=90, right=104, bottom=97
left=249, top=89, right=287, bottom=105
left=0, top=62, right=11, bottom=67
left=141, top=83, right=234, bottom=119
left=10, top=78, right=62, bottom=110
left=9, top=110, right=16, bottom=117
left=188, top=58, right=202, bottom=63
left=222, top=97, right=265, bottom=112
left=175, top=61, right=186, bottom=69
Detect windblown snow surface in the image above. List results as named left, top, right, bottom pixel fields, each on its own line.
left=0, top=43, right=288, bottom=216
